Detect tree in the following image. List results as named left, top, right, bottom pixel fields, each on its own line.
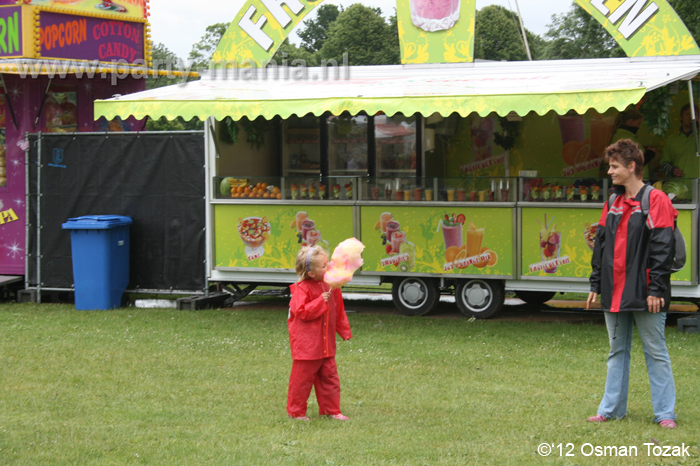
left=543, top=4, right=625, bottom=59
left=271, top=39, right=319, bottom=66
left=188, top=23, right=228, bottom=69
left=668, top=0, right=700, bottom=43
left=319, top=4, right=400, bottom=66
left=474, top=5, right=543, bottom=61
left=147, top=42, right=182, bottom=90
left=298, top=4, right=341, bottom=53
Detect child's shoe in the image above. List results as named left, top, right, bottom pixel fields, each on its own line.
left=289, top=415, right=310, bottom=421
left=586, top=414, right=608, bottom=422
left=659, top=419, right=677, bottom=429
left=329, top=414, right=349, bottom=421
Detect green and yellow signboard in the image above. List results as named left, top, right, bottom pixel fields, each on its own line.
left=359, top=206, right=514, bottom=277
left=214, top=204, right=353, bottom=269
left=395, top=0, right=476, bottom=64
left=575, top=0, right=700, bottom=56
left=520, top=206, right=692, bottom=282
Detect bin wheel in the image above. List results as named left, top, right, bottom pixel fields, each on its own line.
left=455, top=279, right=505, bottom=319
left=222, top=284, right=257, bottom=305
left=391, top=277, right=439, bottom=316
left=514, top=290, right=557, bottom=305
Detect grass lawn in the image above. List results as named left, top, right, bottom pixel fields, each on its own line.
left=1, top=302, right=698, bottom=465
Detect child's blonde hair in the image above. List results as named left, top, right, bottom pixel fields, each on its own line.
left=295, top=246, right=327, bottom=281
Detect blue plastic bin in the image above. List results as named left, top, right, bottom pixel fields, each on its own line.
left=62, top=215, right=132, bottom=310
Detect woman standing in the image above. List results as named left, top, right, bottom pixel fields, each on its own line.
left=587, top=139, right=677, bottom=429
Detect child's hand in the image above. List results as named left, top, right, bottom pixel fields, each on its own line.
left=322, top=291, right=331, bottom=302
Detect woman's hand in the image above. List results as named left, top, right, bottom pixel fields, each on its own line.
left=647, top=295, right=665, bottom=313
left=586, top=292, right=598, bottom=310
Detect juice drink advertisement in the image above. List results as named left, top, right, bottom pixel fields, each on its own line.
left=558, top=114, right=586, bottom=145
left=301, top=219, right=315, bottom=241
left=471, top=115, right=494, bottom=161
left=386, top=220, right=401, bottom=242
left=379, top=212, right=393, bottom=233
left=293, top=211, right=308, bottom=231
left=465, top=223, right=484, bottom=257
left=410, top=0, right=461, bottom=32
left=538, top=214, right=561, bottom=273
left=442, top=223, right=462, bottom=249
left=306, top=229, right=322, bottom=247
left=391, top=230, right=407, bottom=253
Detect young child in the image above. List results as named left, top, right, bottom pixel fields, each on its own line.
left=287, top=246, right=352, bottom=421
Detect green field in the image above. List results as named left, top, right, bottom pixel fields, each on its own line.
left=1, top=302, right=698, bottom=465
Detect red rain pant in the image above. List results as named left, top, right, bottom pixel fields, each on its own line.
left=287, top=357, right=341, bottom=417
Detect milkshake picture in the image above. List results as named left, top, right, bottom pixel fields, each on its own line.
left=301, top=219, right=316, bottom=242
left=306, top=229, right=322, bottom=247
left=386, top=220, right=401, bottom=243
left=410, top=0, right=461, bottom=32
left=441, top=221, right=463, bottom=249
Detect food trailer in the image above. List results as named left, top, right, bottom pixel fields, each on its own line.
left=94, top=55, right=700, bottom=317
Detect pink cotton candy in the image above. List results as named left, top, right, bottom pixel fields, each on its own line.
left=324, top=238, right=365, bottom=288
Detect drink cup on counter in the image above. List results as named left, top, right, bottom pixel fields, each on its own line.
left=478, top=190, right=486, bottom=202
left=370, top=186, right=380, bottom=200
left=457, top=189, right=466, bottom=201
left=404, top=190, right=411, bottom=201
left=395, top=190, right=404, bottom=201
left=469, top=190, right=477, bottom=202
left=447, top=188, right=456, bottom=201
left=385, top=185, right=392, bottom=200
left=413, top=188, right=422, bottom=201
left=425, top=188, right=434, bottom=201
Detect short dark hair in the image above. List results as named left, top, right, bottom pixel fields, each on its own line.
left=680, top=103, right=699, bottom=117
left=605, top=139, right=643, bottom=178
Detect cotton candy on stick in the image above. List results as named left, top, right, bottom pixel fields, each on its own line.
left=324, top=238, right=365, bottom=288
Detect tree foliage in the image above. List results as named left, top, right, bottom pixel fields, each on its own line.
left=319, top=4, right=400, bottom=66
left=668, top=0, right=700, bottom=43
left=188, top=23, right=228, bottom=69
left=474, top=5, right=543, bottom=61
left=543, top=4, right=624, bottom=59
left=298, top=4, right=341, bottom=53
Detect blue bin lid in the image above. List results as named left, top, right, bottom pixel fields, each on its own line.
left=62, top=215, right=133, bottom=230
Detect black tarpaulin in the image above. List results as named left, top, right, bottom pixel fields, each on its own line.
left=27, top=132, right=206, bottom=292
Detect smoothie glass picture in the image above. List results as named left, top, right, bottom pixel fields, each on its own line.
left=301, top=219, right=316, bottom=242
left=391, top=230, right=407, bottom=253
left=470, top=115, right=495, bottom=161
left=410, top=0, right=461, bottom=32
left=466, top=223, right=484, bottom=257
left=306, top=229, right=322, bottom=247
left=386, top=220, right=401, bottom=243
left=558, top=113, right=585, bottom=145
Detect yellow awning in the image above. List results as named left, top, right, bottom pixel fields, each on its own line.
left=94, top=56, right=700, bottom=121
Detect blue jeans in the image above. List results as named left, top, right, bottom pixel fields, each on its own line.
left=597, top=311, right=676, bottom=423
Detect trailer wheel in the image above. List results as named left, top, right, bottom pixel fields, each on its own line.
left=391, top=277, right=439, bottom=316
left=514, top=290, right=557, bottom=305
left=455, top=279, right=505, bottom=319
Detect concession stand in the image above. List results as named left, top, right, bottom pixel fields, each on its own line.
left=0, top=0, right=150, bottom=283
left=94, top=55, right=700, bottom=317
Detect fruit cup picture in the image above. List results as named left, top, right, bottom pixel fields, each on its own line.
left=237, top=216, right=271, bottom=260
left=538, top=214, right=561, bottom=273
left=583, top=223, right=598, bottom=252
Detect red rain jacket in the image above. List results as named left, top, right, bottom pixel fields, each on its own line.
left=590, top=185, right=677, bottom=312
left=288, top=280, right=352, bottom=360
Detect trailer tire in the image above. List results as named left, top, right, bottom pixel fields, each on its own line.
left=514, top=290, right=557, bottom=305
left=391, top=277, right=439, bottom=316
left=455, top=279, right=505, bottom=319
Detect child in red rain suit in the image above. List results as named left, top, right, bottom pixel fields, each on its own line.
left=287, top=246, right=352, bottom=421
